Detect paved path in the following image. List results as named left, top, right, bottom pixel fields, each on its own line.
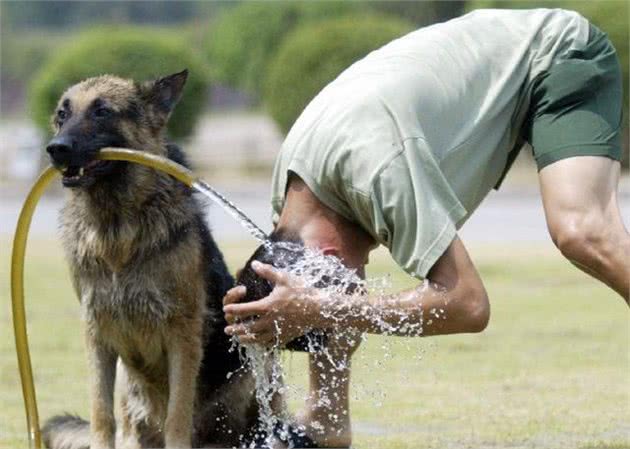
left=2, top=181, right=628, bottom=244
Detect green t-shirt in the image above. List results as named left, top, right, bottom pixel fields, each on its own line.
left=271, top=8, right=589, bottom=278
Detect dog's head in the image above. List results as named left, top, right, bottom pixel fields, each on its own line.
left=45, top=69, right=188, bottom=188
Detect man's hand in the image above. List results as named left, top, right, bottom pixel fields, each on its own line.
left=223, top=261, right=325, bottom=346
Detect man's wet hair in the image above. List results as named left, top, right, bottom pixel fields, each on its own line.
left=236, top=228, right=304, bottom=303
left=235, top=228, right=325, bottom=351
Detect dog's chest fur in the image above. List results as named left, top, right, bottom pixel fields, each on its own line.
left=59, top=173, right=204, bottom=353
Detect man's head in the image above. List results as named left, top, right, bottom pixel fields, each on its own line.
left=234, top=174, right=376, bottom=347
left=235, top=219, right=369, bottom=351
left=45, top=70, right=188, bottom=188
left=236, top=229, right=304, bottom=305
left=235, top=229, right=329, bottom=351
left=237, top=173, right=376, bottom=304
left=273, top=174, right=377, bottom=270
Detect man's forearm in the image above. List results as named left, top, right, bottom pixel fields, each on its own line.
left=224, top=237, right=489, bottom=343
left=315, top=278, right=487, bottom=337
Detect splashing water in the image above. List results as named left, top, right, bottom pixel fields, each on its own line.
left=230, top=241, right=446, bottom=448
left=191, top=180, right=446, bottom=447
left=236, top=242, right=366, bottom=448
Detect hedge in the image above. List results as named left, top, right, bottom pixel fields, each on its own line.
left=206, top=1, right=360, bottom=97
left=29, top=27, right=209, bottom=140
left=263, top=15, right=414, bottom=133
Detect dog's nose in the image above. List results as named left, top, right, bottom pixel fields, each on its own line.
left=46, top=135, right=74, bottom=165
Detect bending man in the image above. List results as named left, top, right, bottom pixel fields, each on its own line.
left=224, top=8, right=629, bottom=447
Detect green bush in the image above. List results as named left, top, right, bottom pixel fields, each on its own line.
left=263, top=15, right=414, bottom=133
left=206, top=1, right=360, bottom=97
left=29, top=27, right=209, bottom=140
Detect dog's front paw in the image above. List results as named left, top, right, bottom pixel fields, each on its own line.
left=163, top=426, right=191, bottom=449
left=91, top=438, right=115, bottom=449
left=163, top=438, right=191, bottom=449
left=91, top=426, right=116, bottom=449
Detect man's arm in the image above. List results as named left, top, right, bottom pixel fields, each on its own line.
left=224, top=237, right=490, bottom=343
left=223, top=237, right=488, bottom=448
left=321, top=236, right=490, bottom=336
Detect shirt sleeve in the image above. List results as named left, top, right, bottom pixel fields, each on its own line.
left=351, top=139, right=467, bottom=279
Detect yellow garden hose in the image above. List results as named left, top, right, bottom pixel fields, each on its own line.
left=11, top=148, right=196, bottom=449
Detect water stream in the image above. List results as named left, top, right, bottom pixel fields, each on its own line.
left=193, top=179, right=269, bottom=243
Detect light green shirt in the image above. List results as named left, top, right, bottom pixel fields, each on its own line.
left=271, top=8, right=589, bottom=278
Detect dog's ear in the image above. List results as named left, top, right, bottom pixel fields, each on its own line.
left=142, top=69, right=188, bottom=116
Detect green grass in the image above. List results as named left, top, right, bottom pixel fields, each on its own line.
left=1, top=239, right=628, bottom=448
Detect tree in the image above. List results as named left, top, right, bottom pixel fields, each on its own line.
left=206, top=1, right=360, bottom=97
left=264, top=14, right=414, bottom=133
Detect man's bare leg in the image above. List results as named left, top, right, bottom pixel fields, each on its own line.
left=539, top=156, right=629, bottom=301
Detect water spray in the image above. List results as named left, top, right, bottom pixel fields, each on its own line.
left=10, top=148, right=268, bottom=449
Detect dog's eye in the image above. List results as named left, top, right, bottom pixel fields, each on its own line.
left=93, top=107, right=112, bottom=119
left=56, top=110, right=67, bottom=121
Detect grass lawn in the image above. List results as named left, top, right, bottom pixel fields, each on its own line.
left=1, top=238, right=628, bottom=449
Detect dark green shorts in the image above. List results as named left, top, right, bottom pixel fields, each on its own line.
left=524, top=24, right=624, bottom=170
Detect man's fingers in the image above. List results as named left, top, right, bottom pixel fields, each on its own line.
left=251, top=261, right=289, bottom=285
left=223, top=298, right=271, bottom=318
left=223, top=285, right=246, bottom=306
left=225, top=317, right=274, bottom=336
left=224, top=317, right=277, bottom=346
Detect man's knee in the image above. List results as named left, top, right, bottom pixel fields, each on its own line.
left=548, top=212, right=608, bottom=266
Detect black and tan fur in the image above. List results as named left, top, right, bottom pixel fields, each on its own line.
left=41, top=71, right=272, bottom=449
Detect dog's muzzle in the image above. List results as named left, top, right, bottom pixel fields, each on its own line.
left=46, top=136, right=113, bottom=188
left=46, top=135, right=76, bottom=168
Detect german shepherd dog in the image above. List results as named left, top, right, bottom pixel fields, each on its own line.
left=41, top=70, right=272, bottom=449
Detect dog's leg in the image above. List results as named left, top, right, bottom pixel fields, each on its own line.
left=163, top=326, right=203, bottom=449
left=87, top=335, right=117, bottom=449
left=117, top=404, right=142, bottom=449
left=115, top=363, right=142, bottom=449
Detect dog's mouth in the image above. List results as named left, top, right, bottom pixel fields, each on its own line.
left=61, top=159, right=114, bottom=187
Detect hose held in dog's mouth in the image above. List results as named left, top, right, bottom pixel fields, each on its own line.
left=9, top=148, right=205, bottom=448
left=12, top=147, right=271, bottom=448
